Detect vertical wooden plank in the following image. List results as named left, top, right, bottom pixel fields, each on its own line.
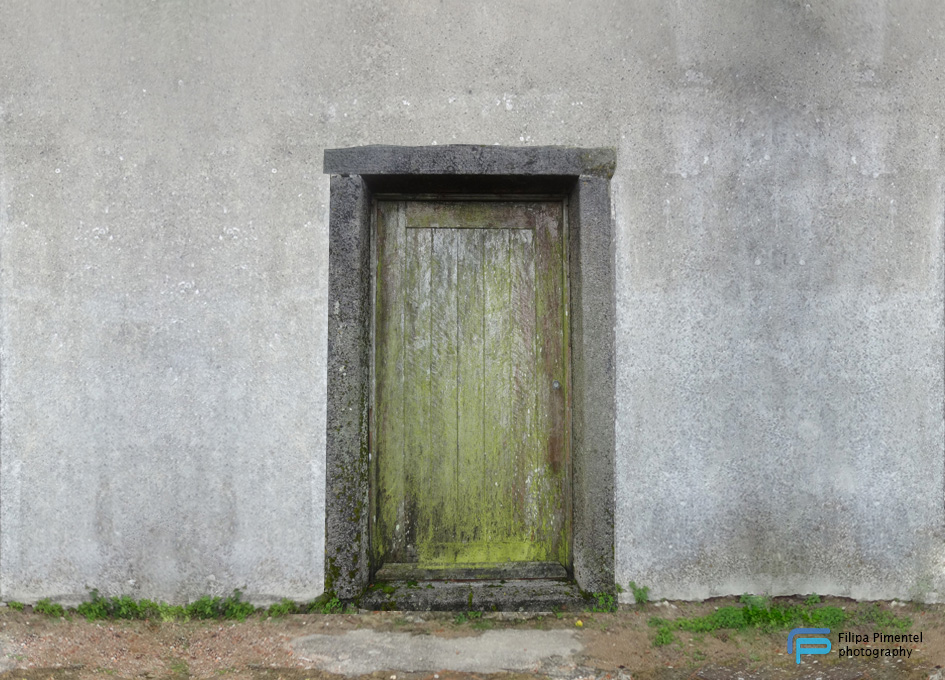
left=375, top=201, right=406, bottom=561
left=402, top=224, right=432, bottom=562
left=456, top=230, right=485, bottom=553
left=483, top=229, right=512, bottom=558
left=533, top=203, right=568, bottom=563
left=423, top=228, right=460, bottom=562
left=507, top=228, right=538, bottom=556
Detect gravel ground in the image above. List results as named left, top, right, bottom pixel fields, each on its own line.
left=0, top=598, right=941, bottom=680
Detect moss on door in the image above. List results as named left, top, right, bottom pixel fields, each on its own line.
left=374, top=199, right=570, bottom=573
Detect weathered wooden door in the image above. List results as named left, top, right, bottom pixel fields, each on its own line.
left=373, top=199, right=569, bottom=576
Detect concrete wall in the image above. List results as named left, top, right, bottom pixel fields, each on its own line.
left=0, top=0, right=942, bottom=603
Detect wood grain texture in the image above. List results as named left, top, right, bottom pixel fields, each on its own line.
left=534, top=204, right=569, bottom=564
left=375, top=200, right=567, bottom=571
left=456, top=230, right=485, bottom=549
left=401, top=224, right=432, bottom=563
left=425, top=228, right=460, bottom=558
left=483, top=229, right=513, bottom=548
left=406, top=201, right=547, bottom=229
left=375, top=201, right=406, bottom=561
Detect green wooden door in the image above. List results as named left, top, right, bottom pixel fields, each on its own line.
left=374, top=200, right=569, bottom=576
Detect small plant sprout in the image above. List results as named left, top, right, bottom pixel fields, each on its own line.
left=628, top=581, right=650, bottom=605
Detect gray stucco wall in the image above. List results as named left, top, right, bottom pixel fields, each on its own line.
left=0, top=1, right=942, bottom=603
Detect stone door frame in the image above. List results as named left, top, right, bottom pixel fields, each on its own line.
left=323, top=145, right=616, bottom=604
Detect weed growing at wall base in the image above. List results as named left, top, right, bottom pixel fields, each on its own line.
left=33, top=599, right=65, bottom=617
left=586, top=591, right=617, bottom=612
left=267, top=598, right=298, bottom=617
left=75, top=588, right=257, bottom=622
left=648, top=595, right=911, bottom=647
left=628, top=581, right=650, bottom=605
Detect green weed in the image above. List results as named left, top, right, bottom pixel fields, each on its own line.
left=76, top=588, right=256, bottom=622
left=34, top=599, right=65, bottom=617
left=855, top=603, right=912, bottom=631
left=6, top=601, right=24, bottom=612
left=648, top=595, right=855, bottom=647
left=267, top=598, right=298, bottom=617
left=628, top=581, right=650, bottom=605
left=453, top=610, right=483, bottom=624
left=738, top=593, right=770, bottom=609
left=587, top=591, right=617, bottom=613
left=307, top=593, right=343, bottom=614
left=653, top=627, right=675, bottom=646
left=168, top=658, right=189, bottom=676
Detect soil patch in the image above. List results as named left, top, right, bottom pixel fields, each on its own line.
left=0, top=597, right=941, bottom=679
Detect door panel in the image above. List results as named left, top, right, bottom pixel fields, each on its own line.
left=374, top=200, right=569, bottom=572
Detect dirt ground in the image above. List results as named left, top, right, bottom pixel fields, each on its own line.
left=0, top=597, right=943, bottom=680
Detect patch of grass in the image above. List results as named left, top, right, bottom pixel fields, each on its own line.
left=307, top=593, right=343, bottom=614
left=222, top=590, right=255, bottom=620
left=33, top=599, right=65, bottom=617
left=738, top=593, right=770, bottom=609
left=76, top=590, right=109, bottom=620
left=6, top=601, right=24, bottom=611
left=628, top=581, right=650, bottom=605
left=167, top=658, right=190, bottom=677
left=75, top=588, right=256, bottom=622
left=855, top=603, right=912, bottom=631
left=587, top=591, right=617, bottom=613
left=653, top=627, right=675, bottom=646
left=157, top=603, right=187, bottom=622
left=805, top=604, right=847, bottom=629
left=186, top=596, right=218, bottom=619
left=470, top=618, right=494, bottom=630
left=193, top=590, right=255, bottom=621
left=267, top=598, right=298, bottom=617
left=648, top=594, right=855, bottom=647
left=79, top=592, right=160, bottom=621
left=453, top=610, right=483, bottom=624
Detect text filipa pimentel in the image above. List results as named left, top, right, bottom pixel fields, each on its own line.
left=838, top=632, right=923, bottom=644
